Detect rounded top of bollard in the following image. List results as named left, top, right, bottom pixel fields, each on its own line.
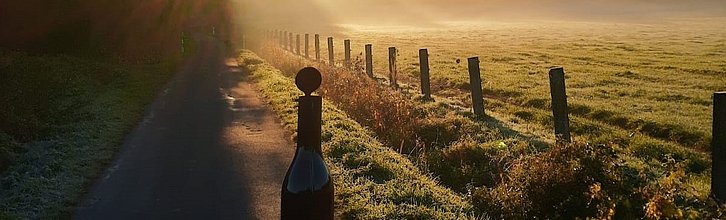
left=295, top=67, right=322, bottom=96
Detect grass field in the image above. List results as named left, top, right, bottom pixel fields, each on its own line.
left=0, top=48, right=181, bottom=219
left=331, top=19, right=726, bottom=151
left=254, top=18, right=726, bottom=218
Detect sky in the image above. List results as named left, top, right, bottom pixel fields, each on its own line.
left=235, top=0, right=726, bottom=30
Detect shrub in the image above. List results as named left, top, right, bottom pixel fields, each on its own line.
left=473, top=142, right=619, bottom=219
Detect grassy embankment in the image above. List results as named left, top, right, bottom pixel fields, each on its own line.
left=0, top=41, right=191, bottom=218
left=237, top=50, right=481, bottom=219
left=254, top=21, right=725, bottom=218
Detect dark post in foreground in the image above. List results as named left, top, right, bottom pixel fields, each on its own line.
left=468, top=57, right=484, bottom=117
left=327, top=37, right=334, bottom=66
left=296, top=34, right=301, bottom=55
left=548, top=67, right=571, bottom=142
left=388, top=47, right=397, bottom=87
left=315, top=34, right=320, bottom=62
left=419, top=49, right=431, bottom=100
left=305, top=34, right=310, bottom=58
left=365, top=44, right=373, bottom=78
left=281, top=67, right=334, bottom=220
left=712, top=92, right=726, bottom=203
left=344, top=39, right=351, bottom=68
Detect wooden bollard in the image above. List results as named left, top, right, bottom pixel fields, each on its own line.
left=468, top=57, right=484, bottom=117
left=388, top=47, right=397, bottom=87
left=344, top=39, right=351, bottom=68
left=713, top=92, right=726, bottom=202
left=548, top=67, right=571, bottom=142
left=328, top=37, right=334, bottom=66
left=281, top=67, right=334, bottom=219
left=419, top=49, right=431, bottom=99
left=305, top=34, right=310, bottom=58
left=296, top=34, right=301, bottom=55
left=315, top=34, right=320, bottom=62
left=365, top=44, right=373, bottom=78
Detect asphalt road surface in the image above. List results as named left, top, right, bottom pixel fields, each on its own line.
left=74, top=36, right=294, bottom=219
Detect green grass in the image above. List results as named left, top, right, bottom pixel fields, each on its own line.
left=237, top=50, right=482, bottom=219
left=252, top=18, right=725, bottom=217
left=0, top=49, right=178, bottom=219
left=320, top=19, right=726, bottom=151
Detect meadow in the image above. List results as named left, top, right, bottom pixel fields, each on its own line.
left=252, top=18, right=726, bottom=218
left=335, top=19, right=726, bottom=150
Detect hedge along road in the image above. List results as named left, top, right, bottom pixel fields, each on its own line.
left=74, top=35, right=293, bottom=219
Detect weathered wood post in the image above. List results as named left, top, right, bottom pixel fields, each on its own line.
left=305, top=34, right=310, bottom=58
left=278, top=30, right=283, bottom=48
left=548, top=67, right=571, bottom=142
left=468, top=57, right=484, bottom=117
left=181, top=32, right=185, bottom=54
left=289, top=32, right=294, bottom=52
left=344, top=39, right=351, bottom=69
left=241, top=34, right=246, bottom=49
left=280, top=30, right=285, bottom=48
left=327, top=37, right=334, bottom=66
left=315, top=34, right=320, bottom=62
left=296, top=34, right=301, bottom=55
left=419, top=49, right=431, bottom=100
left=365, top=44, right=373, bottom=78
left=712, top=92, right=726, bottom=202
left=283, top=31, right=288, bottom=50
left=388, top=47, right=397, bottom=87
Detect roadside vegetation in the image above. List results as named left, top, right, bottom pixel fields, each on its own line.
left=250, top=18, right=726, bottom=218
left=0, top=45, right=185, bottom=218
left=237, top=50, right=481, bottom=219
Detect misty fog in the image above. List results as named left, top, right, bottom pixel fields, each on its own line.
left=235, top=0, right=726, bottom=31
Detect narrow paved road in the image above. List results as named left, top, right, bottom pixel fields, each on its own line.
left=74, top=36, right=294, bottom=219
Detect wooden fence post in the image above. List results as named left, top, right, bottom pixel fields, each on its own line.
left=419, top=49, right=431, bottom=99
left=388, top=47, right=397, bottom=87
left=713, top=92, right=726, bottom=202
left=305, top=34, right=310, bottom=58
left=548, top=67, right=571, bottom=142
left=296, top=34, right=300, bottom=55
left=242, top=34, right=246, bottom=49
left=315, top=34, right=320, bottom=62
left=365, top=44, right=373, bottom=78
left=283, top=31, right=288, bottom=50
left=344, top=39, right=351, bottom=69
left=328, top=37, right=334, bottom=66
left=289, top=33, right=293, bottom=52
left=468, top=57, right=484, bottom=117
